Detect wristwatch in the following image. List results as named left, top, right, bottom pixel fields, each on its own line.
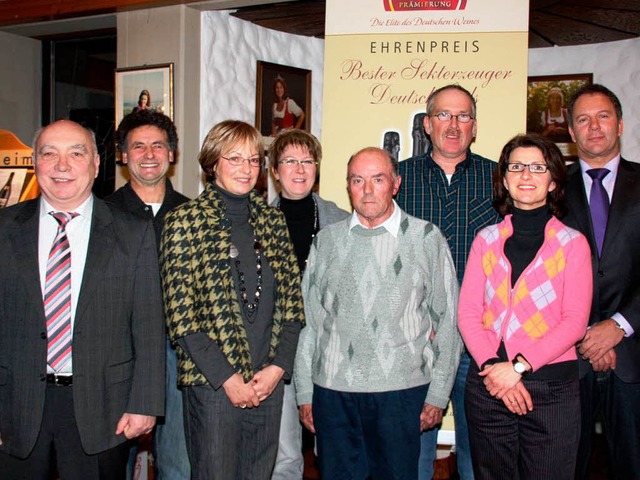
left=512, top=358, right=529, bottom=376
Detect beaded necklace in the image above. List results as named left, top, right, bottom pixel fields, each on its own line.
left=230, top=238, right=263, bottom=321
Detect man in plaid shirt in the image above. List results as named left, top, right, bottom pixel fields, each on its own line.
left=396, top=84, right=500, bottom=480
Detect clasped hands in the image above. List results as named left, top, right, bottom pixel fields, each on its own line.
left=577, top=319, right=624, bottom=372
left=223, top=365, right=285, bottom=410
left=479, top=362, right=533, bottom=415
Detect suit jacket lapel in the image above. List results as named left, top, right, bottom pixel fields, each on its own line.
left=604, top=159, right=638, bottom=250
left=10, top=200, right=45, bottom=314
left=566, top=164, right=598, bottom=252
left=75, top=198, right=115, bottom=323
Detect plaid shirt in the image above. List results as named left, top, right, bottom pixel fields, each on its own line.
left=397, top=148, right=500, bottom=285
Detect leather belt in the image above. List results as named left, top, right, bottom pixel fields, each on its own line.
left=46, top=374, right=73, bottom=386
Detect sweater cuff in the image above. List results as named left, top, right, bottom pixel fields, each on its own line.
left=177, top=333, right=236, bottom=390
left=272, top=321, right=302, bottom=379
left=296, top=390, right=313, bottom=406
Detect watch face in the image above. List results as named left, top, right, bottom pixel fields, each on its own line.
left=514, top=361, right=526, bottom=374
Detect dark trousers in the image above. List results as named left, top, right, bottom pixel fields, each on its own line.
left=576, top=369, right=640, bottom=480
left=313, top=384, right=428, bottom=480
left=0, top=384, right=130, bottom=480
left=465, top=363, right=580, bottom=480
left=182, top=381, right=284, bottom=480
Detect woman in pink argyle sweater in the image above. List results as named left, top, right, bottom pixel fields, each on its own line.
left=458, top=134, right=593, bottom=480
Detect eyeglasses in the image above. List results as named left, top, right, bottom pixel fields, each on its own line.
left=507, top=163, right=549, bottom=174
left=278, top=158, right=317, bottom=168
left=221, top=155, right=263, bottom=167
left=430, top=112, right=474, bottom=123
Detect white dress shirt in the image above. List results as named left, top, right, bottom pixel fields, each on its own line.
left=349, top=199, right=402, bottom=237
left=578, top=154, right=633, bottom=337
left=39, top=195, right=94, bottom=374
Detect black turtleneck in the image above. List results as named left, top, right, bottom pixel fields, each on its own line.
left=214, top=184, right=275, bottom=370
left=278, top=193, right=317, bottom=272
left=505, top=205, right=552, bottom=285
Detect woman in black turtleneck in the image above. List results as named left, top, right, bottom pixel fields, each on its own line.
left=160, top=121, right=304, bottom=479
left=458, top=134, right=593, bottom=479
left=268, top=129, right=349, bottom=478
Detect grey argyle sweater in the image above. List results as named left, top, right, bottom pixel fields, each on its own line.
left=294, top=210, right=462, bottom=408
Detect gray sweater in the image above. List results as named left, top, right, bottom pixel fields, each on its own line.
left=294, top=210, right=462, bottom=408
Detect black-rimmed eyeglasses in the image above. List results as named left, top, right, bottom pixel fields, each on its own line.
left=507, top=163, right=549, bottom=174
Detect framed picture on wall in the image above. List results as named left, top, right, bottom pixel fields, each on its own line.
left=255, top=61, right=311, bottom=138
left=527, top=73, right=592, bottom=159
left=115, top=63, right=174, bottom=128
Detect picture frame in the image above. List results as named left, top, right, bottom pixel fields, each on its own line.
left=527, top=73, right=593, bottom=159
left=255, top=60, right=311, bottom=138
left=115, top=63, right=174, bottom=128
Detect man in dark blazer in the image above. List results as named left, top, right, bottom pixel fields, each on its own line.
left=107, top=110, right=190, bottom=479
left=0, top=120, right=165, bottom=478
left=563, top=84, right=640, bottom=479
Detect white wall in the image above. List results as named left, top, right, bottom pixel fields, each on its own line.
left=117, top=5, right=201, bottom=197
left=529, top=37, right=640, bottom=161
left=200, top=11, right=324, bottom=142
left=0, top=31, right=41, bottom=144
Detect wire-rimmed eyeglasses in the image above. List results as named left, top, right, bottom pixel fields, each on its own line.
left=277, top=158, right=317, bottom=168
left=430, top=112, right=474, bottom=123
left=221, top=155, right=263, bottom=168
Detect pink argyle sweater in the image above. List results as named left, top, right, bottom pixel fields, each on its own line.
left=458, top=215, right=593, bottom=372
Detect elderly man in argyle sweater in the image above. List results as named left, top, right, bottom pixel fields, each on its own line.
left=294, top=147, right=462, bottom=480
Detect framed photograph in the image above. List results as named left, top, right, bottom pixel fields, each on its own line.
left=255, top=61, right=311, bottom=138
left=115, top=63, right=174, bottom=127
left=527, top=73, right=592, bottom=159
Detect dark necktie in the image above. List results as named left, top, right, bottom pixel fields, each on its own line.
left=586, top=168, right=610, bottom=256
left=45, top=211, right=78, bottom=372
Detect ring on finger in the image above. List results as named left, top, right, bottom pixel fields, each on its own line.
left=509, top=399, right=515, bottom=403
left=240, top=404, right=247, bottom=409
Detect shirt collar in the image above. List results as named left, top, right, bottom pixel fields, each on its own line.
left=349, top=200, right=401, bottom=237
left=40, top=194, right=93, bottom=220
left=578, top=154, right=621, bottom=175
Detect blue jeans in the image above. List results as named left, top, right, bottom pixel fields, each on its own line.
left=154, top=339, right=190, bottom=479
left=418, top=352, right=474, bottom=480
left=271, top=382, right=304, bottom=479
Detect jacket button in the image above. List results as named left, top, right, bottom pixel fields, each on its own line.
left=218, top=259, right=229, bottom=269
left=40, top=373, right=46, bottom=382
left=597, top=271, right=604, bottom=278
left=41, top=331, right=47, bottom=339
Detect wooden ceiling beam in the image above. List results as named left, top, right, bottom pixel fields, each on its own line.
left=0, top=0, right=202, bottom=27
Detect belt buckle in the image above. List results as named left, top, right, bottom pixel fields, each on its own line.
left=49, top=373, right=72, bottom=386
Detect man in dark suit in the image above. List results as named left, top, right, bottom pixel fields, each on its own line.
left=0, top=120, right=165, bottom=478
left=107, top=110, right=190, bottom=479
left=564, top=84, right=640, bottom=479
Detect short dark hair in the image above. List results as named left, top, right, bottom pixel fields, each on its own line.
left=269, top=129, right=322, bottom=168
left=116, top=110, right=178, bottom=152
left=493, top=134, right=567, bottom=218
left=567, top=83, right=623, bottom=127
left=347, top=147, right=399, bottom=178
left=426, top=84, right=477, bottom=118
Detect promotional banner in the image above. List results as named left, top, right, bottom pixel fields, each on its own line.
left=321, top=0, right=529, bottom=209
left=320, top=0, right=529, bottom=441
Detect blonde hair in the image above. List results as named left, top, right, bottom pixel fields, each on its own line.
left=198, top=120, right=264, bottom=181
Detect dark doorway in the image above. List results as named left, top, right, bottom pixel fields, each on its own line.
left=42, top=33, right=117, bottom=198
